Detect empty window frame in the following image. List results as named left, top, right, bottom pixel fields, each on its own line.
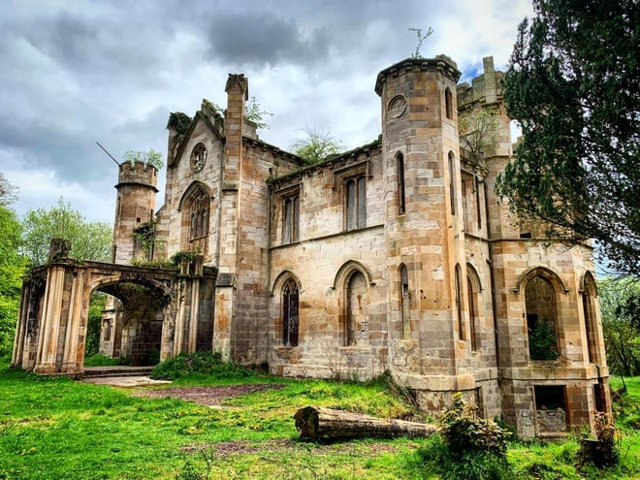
left=445, top=87, right=453, bottom=119
left=282, top=194, right=300, bottom=244
left=455, top=264, right=464, bottom=340
left=526, top=275, right=559, bottom=361
left=346, top=175, right=366, bottom=230
left=582, top=272, right=598, bottom=363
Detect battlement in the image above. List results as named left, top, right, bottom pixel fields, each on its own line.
left=375, top=56, right=461, bottom=96
left=116, top=161, right=158, bottom=192
left=457, top=56, right=504, bottom=110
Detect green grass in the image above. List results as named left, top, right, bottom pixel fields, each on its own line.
left=83, top=354, right=127, bottom=367
left=0, top=355, right=638, bottom=480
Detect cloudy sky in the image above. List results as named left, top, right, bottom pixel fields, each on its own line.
left=0, top=0, right=533, bottom=224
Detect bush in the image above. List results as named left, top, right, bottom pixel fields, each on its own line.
left=417, top=393, right=514, bottom=480
left=440, top=393, right=509, bottom=459
left=151, top=351, right=253, bottom=380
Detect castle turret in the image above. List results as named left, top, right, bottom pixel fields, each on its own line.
left=112, top=161, right=158, bottom=264
left=377, top=57, right=475, bottom=410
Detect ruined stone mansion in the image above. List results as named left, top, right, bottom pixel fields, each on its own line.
left=11, top=55, right=611, bottom=439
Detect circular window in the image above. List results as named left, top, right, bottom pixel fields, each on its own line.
left=190, top=143, right=207, bottom=173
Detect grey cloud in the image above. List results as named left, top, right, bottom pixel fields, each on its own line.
left=206, top=12, right=331, bottom=67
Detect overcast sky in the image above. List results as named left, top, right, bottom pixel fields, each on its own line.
left=0, top=0, right=533, bottom=224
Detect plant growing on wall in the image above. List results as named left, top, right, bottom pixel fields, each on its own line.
left=122, top=150, right=164, bottom=169
left=528, top=318, right=559, bottom=361
left=291, top=126, right=343, bottom=165
left=459, top=104, right=501, bottom=164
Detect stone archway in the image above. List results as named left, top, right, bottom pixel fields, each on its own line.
left=11, top=252, right=217, bottom=376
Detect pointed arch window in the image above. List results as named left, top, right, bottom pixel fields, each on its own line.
left=582, top=273, right=598, bottom=363
left=448, top=152, right=456, bottom=216
left=345, top=271, right=367, bottom=346
left=445, top=87, right=453, bottom=119
left=189, top=190, right=209, bottom=241
left=346, top=175, right=366, bottom=230
left=283, top=194, right=300, bottom=244
left=455, top=264, right=464, bottom=340
left=525, top=275, right=559, bottom=361
left=282, top=279, right=299, bottom=347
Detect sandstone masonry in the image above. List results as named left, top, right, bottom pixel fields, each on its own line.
left=12, top=55, right=611, bottom=440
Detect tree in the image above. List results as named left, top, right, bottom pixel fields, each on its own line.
left=497, top=0, right=640, bottom=276
left=599, top=277, right=640, bottom=376
left=0, top=205, right=26, bottom=356
left=459, top=104, right=501, bottom=164
left=291, top=126, right=343, bottom=165
left=21, top=198, right=112, bottom=267
left=0, top=172, right=18, bottom=207
left=0, top=174, right=26, bottom=356
left=244, top=96, right=273, bottom=131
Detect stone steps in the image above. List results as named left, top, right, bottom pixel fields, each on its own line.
left=83, top=366, right=154, bottom=378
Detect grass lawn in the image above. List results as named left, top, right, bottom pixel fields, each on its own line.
left=0, top=356, right=638, bottom=480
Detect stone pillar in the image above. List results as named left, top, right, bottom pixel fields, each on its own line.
left=34, top=265, right=66, bottom=374
left=173, top=279, right=187, bottom=356
left=61, top=270, right=86, bottom=374
left=11, top=282, right=29, bottom=367
left=188, top=278, right=200, bottom=352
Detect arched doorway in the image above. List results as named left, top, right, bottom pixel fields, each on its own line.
left=90, top=281, right=169, bottom=366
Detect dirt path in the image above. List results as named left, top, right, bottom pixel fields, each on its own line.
left=140, top=384, right=285, bottom=406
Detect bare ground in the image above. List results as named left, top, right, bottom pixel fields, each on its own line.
left=138, top=384, right=286, bottom=406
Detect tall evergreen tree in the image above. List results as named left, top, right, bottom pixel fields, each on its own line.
left=498, top=0, right=640, bottom=275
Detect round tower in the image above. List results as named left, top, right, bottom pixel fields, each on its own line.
left=112, top=161, right=158, bottom=264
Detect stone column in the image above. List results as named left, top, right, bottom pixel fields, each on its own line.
left=188, top=278, right=200, bottom=352
left=34, top=265, right=66, bottom=374
left=173, top=279, right=187, bottom=356
left=11, top=282, right=29, bottom=367
left=61, top=270, right=86, bottom=374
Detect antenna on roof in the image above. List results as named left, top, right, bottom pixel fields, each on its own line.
left=96, top=141, right=120, bottom=166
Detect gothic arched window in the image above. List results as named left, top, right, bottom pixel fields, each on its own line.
left=189, top=190, right=209, bottom=241
left=282, top=279, right=299, bottom=347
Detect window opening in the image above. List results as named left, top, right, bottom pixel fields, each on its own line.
left=282, top=279, right=299, bottom=347
left=346, top=175, right=366, bottom=230
left=526, top=275, right=559, bottom=361
left=400, top=264, right=410, bottom=339
left=397, top=153, right=406, bottom=214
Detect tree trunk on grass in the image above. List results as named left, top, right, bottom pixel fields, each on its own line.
left=294, top=406, right=437, bottom=441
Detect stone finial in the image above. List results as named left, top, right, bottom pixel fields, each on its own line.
left=225, top=74, right=249, bottom=100
left=48, top=238, right=71, bottom=262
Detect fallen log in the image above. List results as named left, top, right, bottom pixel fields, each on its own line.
left=293, top=405, right=437, bottom=441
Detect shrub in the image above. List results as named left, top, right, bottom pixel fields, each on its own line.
left=440, top=393, right=509, bottom=459
left=151, top=351, right=253, bottom=380
left=417, top=393, right=514, bottom=480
